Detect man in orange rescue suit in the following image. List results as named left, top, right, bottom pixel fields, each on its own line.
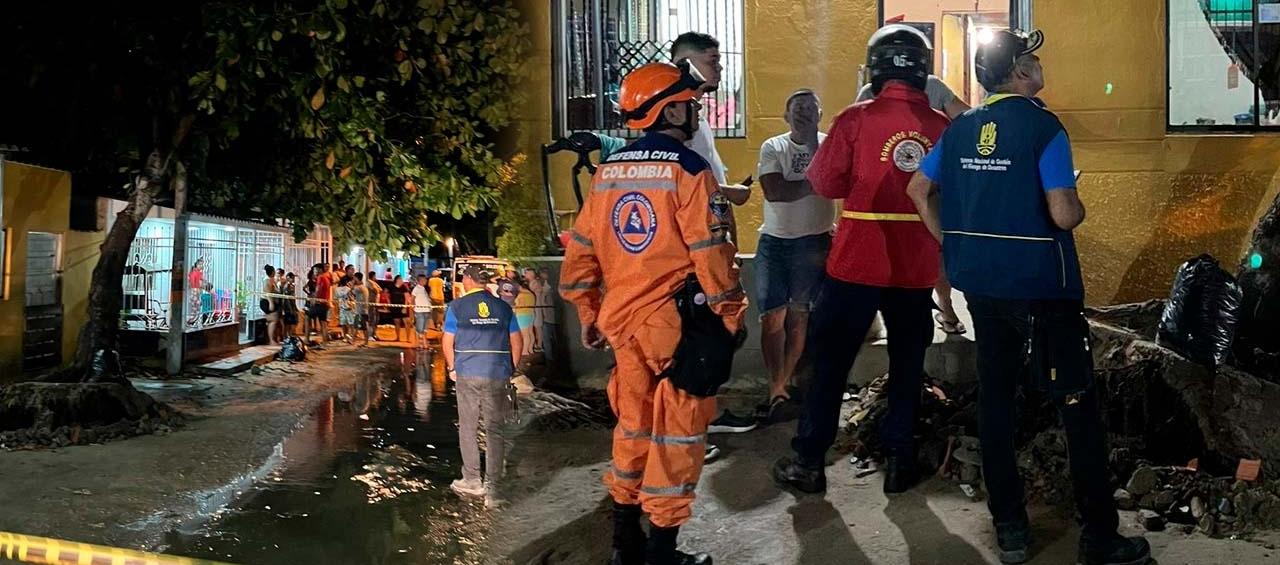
left=771, top=24, right=950, bottom=496
left=561, top=60, right=746, bottom=565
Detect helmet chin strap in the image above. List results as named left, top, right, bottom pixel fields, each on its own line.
left=678, top=103, right=696, bottom=139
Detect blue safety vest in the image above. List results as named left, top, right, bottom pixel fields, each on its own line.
left=935, top=94, right=1084, bottom=300
left=446, top=289, right=517, bottom=379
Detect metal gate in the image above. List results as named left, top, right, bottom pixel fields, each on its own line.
left=23, top=232, right=63, bottom=372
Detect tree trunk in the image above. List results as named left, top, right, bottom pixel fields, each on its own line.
left=73, top=150, right=166, bottom=383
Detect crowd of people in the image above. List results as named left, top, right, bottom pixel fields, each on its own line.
left=251, top=260, right=561, bottom=355
left=549, top=25, right=1151, bottom=565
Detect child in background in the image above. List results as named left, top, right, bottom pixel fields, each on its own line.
left=337, top=275, right=357, bottom=343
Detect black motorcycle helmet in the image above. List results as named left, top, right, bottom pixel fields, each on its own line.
left=975, top=29, right=1045, bottom=92
left=866, top=24, right=932, bottom=94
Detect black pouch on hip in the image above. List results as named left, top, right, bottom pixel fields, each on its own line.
left=663, top=274, right=738, bottom=398
left=1027, top=301, right=1094, bottom=405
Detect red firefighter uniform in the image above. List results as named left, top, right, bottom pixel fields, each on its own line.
left=808, top=81, right=950, bottom=287
left=560, top=130, right=746, bottom=528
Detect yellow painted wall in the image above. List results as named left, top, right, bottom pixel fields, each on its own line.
left=1038, top=0, right=1280, bottom=304
left=511, top=0, right=878, bottom=254
left=0, top=161, right=99, bottom=380
left=512, top=0, right=1280, bottom=305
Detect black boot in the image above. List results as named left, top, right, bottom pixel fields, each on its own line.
left=995, top=520, right=1032, bottom=564
left=1078, top=533, right=1151, bottom=565
left=646, top=525, right=711, bottom=565
left=771, top=456, right=826, bottom=494
left=609, top=503, right=647, bottom=565
left=882, top=455, right=920, bottom=494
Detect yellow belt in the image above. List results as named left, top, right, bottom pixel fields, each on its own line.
left=841, top=211, right=922, bottom=222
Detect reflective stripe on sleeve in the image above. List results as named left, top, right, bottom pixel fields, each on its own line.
left=689, top=234, right=729, bottom=251
left=650, top=433, right=706, bottom=446
left=707, top=283, right=745, bottom=305
left=560, top=281, right=601, bottom=291
left=570, top=231, right=593, bottom=247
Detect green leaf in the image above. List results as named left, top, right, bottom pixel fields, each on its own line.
left=337, top=76, right=350, bottom=92
left=397, top=60, right=412, bottom=82
left=332, top=0, right=348, bottom=9
left=353, top=75, right=365, bottom=88
left=214, top=73, right=227, bottom=91
left=417, top=17, right=434, bottom=33
left=271, top=30, right=283, bottom=41
left=334, top=20, right=347, bottom=42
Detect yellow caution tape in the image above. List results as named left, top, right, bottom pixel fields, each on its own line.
left=249, top=291, right=555, bottom=310
left=0, top=530, right=240, bottom=565
left=841, top=211, right=922, bottom=222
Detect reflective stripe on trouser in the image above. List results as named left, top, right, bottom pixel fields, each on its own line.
left=604, top=307, right=717, bottom=528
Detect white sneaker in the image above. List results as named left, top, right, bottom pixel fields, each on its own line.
left=484, top=492, right=505, bottom=509
left=450, top=478, right=485, bottom=497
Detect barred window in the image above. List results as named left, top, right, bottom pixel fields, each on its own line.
left=554, top=0, right=745, bottom=138
left=1169, top=0, right=1280, bottom=129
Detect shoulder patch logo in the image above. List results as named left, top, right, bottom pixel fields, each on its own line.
left=478, top=301, right=490, bottom=318
left=977, top=122, right=998, bottom=156
left=612, top=192, right=658, bottom=254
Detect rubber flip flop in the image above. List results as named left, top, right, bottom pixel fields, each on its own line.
left=935, top=312, right=968, bottom=335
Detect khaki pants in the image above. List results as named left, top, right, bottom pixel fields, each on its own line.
left=456, top=377, right=512, bottom=484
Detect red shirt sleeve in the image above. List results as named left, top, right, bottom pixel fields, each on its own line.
left=806, top=108, right=861, bottom=200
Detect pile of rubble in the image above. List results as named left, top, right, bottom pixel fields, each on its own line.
left=0, top=381, right=181, bottom=450
left=840, top=374, right=1278, bottom=528
left=1114, top=463, right=1280, bottom=536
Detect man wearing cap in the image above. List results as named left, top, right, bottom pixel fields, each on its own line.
left=561, top=60, right=746, bottom=565
left=771, top=24, right=948, bottom=497
left=908, top=29, right=1151, bottom=565
left=442, top=265, right=522, bottom=507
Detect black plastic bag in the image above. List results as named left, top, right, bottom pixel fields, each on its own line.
left=277, top=336, right=307, bottom=362
left=1157, top=254, right=1243, bottom=367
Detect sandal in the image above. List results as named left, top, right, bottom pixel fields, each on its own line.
left=754, top=395, right=790, bottom=422
left=935, top=312, right=968, bottom=335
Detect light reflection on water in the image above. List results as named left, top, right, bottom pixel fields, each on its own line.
left=164, top=349, right=491, bottom=565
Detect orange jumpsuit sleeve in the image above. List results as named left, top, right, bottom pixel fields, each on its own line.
left=807, top=107, right=861, bottom=200
left=676, top=170, right=747, bottom=333
left=560, top=197, right=605, bottom=327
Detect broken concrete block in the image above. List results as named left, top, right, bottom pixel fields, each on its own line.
left=1138, top=489, right=1178, bottom=511
left=1115, top=488, right=1136, bottom=510
left=1126, top=465, right=1160, bottom=496
left=1138, top=509, right=1167, bottom=531
left=1191, top=496, right=1207, bottom=519
left=1198, top=513, right=1217, bottom=536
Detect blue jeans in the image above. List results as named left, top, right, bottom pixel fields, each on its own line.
left=755, top=233, right=830, bottom=315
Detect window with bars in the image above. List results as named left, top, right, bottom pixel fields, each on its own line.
left=1168, top=0, right=1280, bottom=129
left=554, top=0, right=745, bottom=138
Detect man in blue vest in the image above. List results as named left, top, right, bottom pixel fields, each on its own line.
left=443, top=264, right=523, bottom=508
left=907, top=30, right=1151, bottom=565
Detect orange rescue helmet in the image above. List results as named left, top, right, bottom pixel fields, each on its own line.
left=619, top=60, right=706, bottom=130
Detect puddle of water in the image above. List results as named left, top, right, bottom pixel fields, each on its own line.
left=163, top=349, right=494, bottom=565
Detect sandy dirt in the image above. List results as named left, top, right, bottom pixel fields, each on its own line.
left=492, top=395, right=1280, bottom=565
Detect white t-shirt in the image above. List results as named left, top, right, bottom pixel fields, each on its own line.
left=856, top=75, right=957, bottom=111
left=756, top=132, right=836, bottom=239
left=411, top=284, right=431, bottom=313
left=687, top=116, right=727, bottom=184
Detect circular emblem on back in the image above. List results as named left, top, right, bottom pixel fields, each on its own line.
left=892, top=139, right=926, bottom=172
left=612, top=192, right=658, bottom=254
